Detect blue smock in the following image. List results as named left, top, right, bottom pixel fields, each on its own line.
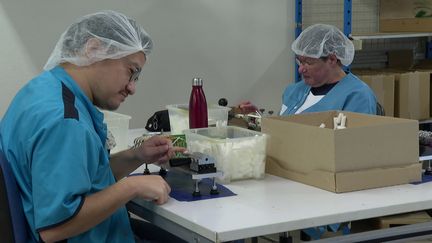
left=0, top=66, right=134, bottom=242
left=281, top=72, right=377, bottom=115
left=280, top=72, right=377, bottom=238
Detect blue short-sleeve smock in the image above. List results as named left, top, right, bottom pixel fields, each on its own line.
left=281, top=72, right=377, bottom=115
left=0, top=66, right=134, bottom=242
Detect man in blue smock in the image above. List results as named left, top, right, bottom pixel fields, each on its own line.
left=239, top=24, right=377, bottom=116
left=0, top=11, right=185, bottom=243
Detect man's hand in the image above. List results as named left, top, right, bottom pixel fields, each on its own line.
left=126, top=175, right=171, bottom=205
left=134, top=135, right=186, bottom=165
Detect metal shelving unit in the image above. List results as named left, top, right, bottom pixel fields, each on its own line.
left=351, top=32, right=432, bottom=40
left=294, top=0, right=432, bottom=82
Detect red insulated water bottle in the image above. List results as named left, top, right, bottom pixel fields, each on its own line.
left=189, top=77, right=208, bottom=129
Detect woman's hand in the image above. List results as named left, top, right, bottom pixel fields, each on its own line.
left=237, top=101, right=259, bottom=114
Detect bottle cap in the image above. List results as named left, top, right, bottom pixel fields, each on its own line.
left=192, top=77, right=203, bottom=86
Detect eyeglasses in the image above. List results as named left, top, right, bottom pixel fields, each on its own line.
left=295, top=56, right=328, bottom=67
left=129, top=67, right=142, bottom=83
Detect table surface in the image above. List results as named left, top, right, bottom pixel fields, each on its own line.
left=128, top=129, right=432, bottom=242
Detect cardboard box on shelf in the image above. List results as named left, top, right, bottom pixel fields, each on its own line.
left=353, top=70, right=395, bottom=117
left=387, top=50, right=415, bottom=70
left=353, top=68, right=431, bottom=120
left=380, top=0, right=432, bottom=32
left=262, top=111, right=421, bottom=193
left=412, top=60, right=432, bottom=117
left=414, top=60, right=432, bottom=70
left=394, top=71, right=430, bottom=120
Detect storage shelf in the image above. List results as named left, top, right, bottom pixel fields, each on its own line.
left=351, top=32, right=432, bottom=40
left=295, top=0, right=432, bottom=81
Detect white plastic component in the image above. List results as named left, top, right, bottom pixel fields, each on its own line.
left=334, top=112, right=347, bottom=130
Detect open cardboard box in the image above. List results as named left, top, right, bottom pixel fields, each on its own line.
left=262, top=111, right=421, bottom=193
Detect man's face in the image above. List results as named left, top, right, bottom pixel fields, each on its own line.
left=90, top=52, right=146, bottom=110
left=296, top=56, right=331, bottom=87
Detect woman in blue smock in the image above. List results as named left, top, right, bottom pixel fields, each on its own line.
left=238, top=23, right=377, bottom=241
left=240, top=24, right=377, bottom=117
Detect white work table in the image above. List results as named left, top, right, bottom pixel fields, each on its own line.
left=127, top=129, right=432, bottom=242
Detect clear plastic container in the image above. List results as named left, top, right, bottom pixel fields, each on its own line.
left=184, top=126, right=268, bottom=183
left=166, top=104, right=231, bottom=135
left=102, top=110, right=131, bottom=153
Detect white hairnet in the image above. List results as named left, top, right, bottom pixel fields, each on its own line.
left=44, top=10, right=153, bottom=70
left=291, top=24, right=354, bottom=66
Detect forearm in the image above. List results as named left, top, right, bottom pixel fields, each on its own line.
left=110, top=148, right=144, bottom=179
left=39, top=178, right=136, bottom=242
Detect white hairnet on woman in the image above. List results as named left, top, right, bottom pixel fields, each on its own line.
left=44, top=10, right=153, bottom=70
left=291, top=23, right=354, bottom=66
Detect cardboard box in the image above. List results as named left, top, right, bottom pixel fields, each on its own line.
left=394, top=71, right=430, bottom=120
left=414, top=60, right=432, bottom=70
left=354, top=68, right=431, bottom=120
left=388, top=50, right=414, bottom=70
left=262, top=111, right=421, bottom=193
left=371, top=211, right=432, bottom=229
left=413, top=60, right=432, bottom=117
left=354, top=71, right=395, bottom=117
left=380, top=0, right=432, bottom=32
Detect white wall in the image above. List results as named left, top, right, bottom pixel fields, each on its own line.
left=0, top=0, right=295, bottom=128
